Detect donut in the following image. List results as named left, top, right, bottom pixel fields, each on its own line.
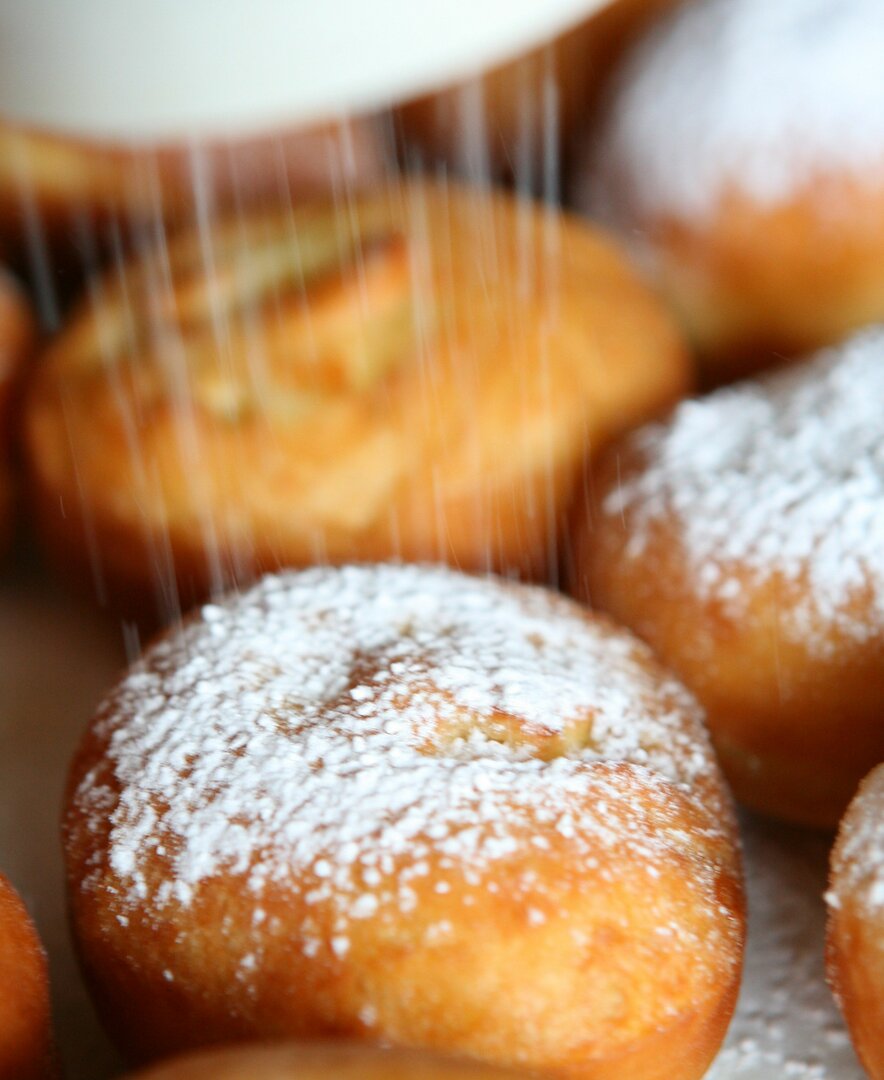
left=0, top=269, right=35, bottom=554
left=125, top=1042, right=524, bottom=1080
left=569, top=326, right=884, bottom=828
left=578, top=0, right=884, bottom=384
left=827, top=764, right=884, bottom=1080
left=25, top=181, right=690, bottom=623
left=396, top=0, right=682, bottom=182
left=0, top=873, right=55, bottom=1080
left=0, top=119, right=384, bottom=288
left=63, top=564, right=745, bottom=1078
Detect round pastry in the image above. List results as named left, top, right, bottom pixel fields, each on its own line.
left=0, top=269, right=35, bottom=554
left=397, top=0, right=682, bottom=182
left=126, top=1041, right=524, bottom=1079
left=0, top=873, right=55, bottom=1080
left=580, top=0, right=884, bottom=384
left=25, top=181, right=690, bottom=623
left=827, top=764, right=884, bottom=1080
left=570, top=327, right=884, bottom=828
left=64, top=564, right=745, bottom=1078
left=0, top=118, right=384, bottom=285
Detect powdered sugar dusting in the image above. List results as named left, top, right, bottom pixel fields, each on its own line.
left=590, top=0, right=884, bottom=220
left=605, top=328, right=884, bottom=652
left=829, top=763, right=884, bottom=914
left=72, top=565, right=726, bottom=949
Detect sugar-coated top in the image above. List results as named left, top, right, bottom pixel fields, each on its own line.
left=829, top=763, right=884, bottom=913
left=592, top=0, right=884, bottom=219
left=605, top=328, right=884, bottom=653
left=72, top=565, right=723, bottom=950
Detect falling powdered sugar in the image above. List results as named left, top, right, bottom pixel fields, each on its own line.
left=605, top=328, right=884, bottom=652
left=590, top=0, right=884, bottom=220
left=72, top=564, right=724, bottom=945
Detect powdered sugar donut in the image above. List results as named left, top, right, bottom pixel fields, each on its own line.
left=579, top=0, right=884, bottom=382
left=64, top=564, right=744, bottom=1078
left=0, top=873, right=55, bottom=1080
left=571, top=327, right=884, bottom=827
left=126, top=1041, right=524, bottom=1079
left=827, top=764, right=884, bottom=1079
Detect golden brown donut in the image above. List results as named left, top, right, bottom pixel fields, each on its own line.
left=0, top=269, right=35, bottom=554
left=0, top=873, right=55, bottom=1080
left=570, top=327, right=884, bottom=828
left=25, top=181, right=689, bottom=623
left=0, top=119, right=384, bottom=275
left=396, top=0, right=683, bottom=181
left=578, top=0, right=884, bottom=384
left=125, top=1041, right=524, bottom=1080
left=827, top=764, right=884, bottom=1080
left=64, top=564, right=744, bottom=1078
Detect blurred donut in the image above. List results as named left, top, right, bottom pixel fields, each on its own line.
left=64, top=564, right=744, bottom=1077
left=0, top=269, right=35, bottom=554
left=0, top=873, right=55, bottom=1080
left=570, top=327, right=884, bottom=827
left=0, top=118, right=386, bottom=313
left=579, top=0, right=884, bottom=383
left=125, top=1042, right=523, bottom=1079
left=827, top=763, right=884, bottom=1080
left=25, top=180, right=689, bottom=622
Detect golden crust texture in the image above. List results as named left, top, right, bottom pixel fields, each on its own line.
left=570, top=329, right=884, bottom=828
left=0, top=873, right=55, bottom=1080
left=827, top=764, right=884, bottom=1080
left=63, top=565, right=744, bottom=1079
left=25, top=181, right=689, bottom=623
left=581, top=0, right=884, bottom=383
left=594, top=179, right=884, bottom=387
left=125, top=1042, right=525, bottom=1080
left=0, top=270, right=35, bottom=554
left=0, top=120, right=384, bottom=264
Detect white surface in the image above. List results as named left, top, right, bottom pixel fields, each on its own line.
left=0, top=0, right=609, bottom=141
left=0, top=554, right=865, bottom=1079
left=0, top=555, right=125, bottom=1079
left=707, top=821, right=863, bottom=1079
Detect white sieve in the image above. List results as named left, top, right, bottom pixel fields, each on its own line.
left=0, top=0, right=611, bottom=140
